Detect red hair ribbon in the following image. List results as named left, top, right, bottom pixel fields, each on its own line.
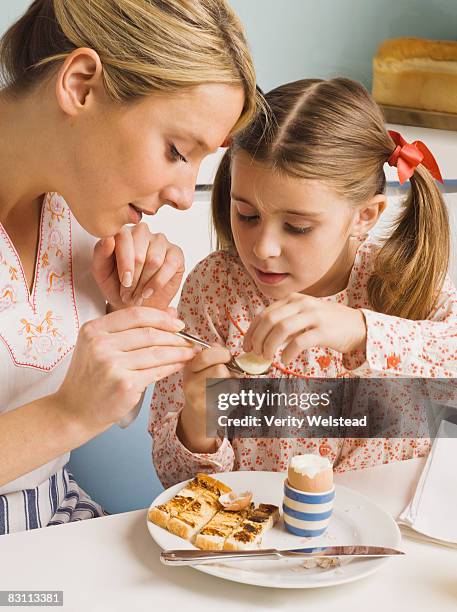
left=387, top=130, right=443, bottom=185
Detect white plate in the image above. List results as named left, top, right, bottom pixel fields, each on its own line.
left=147, top=471, right=402, bottom=589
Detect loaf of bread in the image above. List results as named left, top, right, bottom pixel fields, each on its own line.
left=372, top=37, right=457, bottom=114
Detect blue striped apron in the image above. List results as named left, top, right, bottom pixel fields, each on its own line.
left=0, top=465, right=107, bottom=535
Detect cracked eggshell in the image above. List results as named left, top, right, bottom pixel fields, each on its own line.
left=234, top=352, right=272, bottom=375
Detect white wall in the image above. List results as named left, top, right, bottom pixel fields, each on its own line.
left=0, top=1, right=29, bottom=34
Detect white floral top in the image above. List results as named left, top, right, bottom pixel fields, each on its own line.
left=149, top=238, right=457, bottom=488
left=0, top=193, right=106, bottom=495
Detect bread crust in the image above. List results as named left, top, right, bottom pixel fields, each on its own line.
left=375, top=37, right=457, bottom=62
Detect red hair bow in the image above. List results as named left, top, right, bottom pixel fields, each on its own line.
left=387, top=130, right=443, bottom=185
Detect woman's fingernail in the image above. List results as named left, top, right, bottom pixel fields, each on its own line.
left=142, top=288, right=154, bottom=299
left=173, top=319, right=186, bottom=331
left=122, top=271, right=133, bottom=288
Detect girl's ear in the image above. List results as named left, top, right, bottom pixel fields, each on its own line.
left=350, top=194, right=387, bottom=237
left=55, top=48, right=104, bottom=116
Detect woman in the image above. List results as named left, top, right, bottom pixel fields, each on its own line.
left=0, top=0, right=258, bottom=534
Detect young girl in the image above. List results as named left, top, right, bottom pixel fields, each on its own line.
left=148, top=78, right=457, bottom=488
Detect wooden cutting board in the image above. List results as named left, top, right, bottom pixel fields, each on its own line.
left=380, top=104, right=457, bottom=131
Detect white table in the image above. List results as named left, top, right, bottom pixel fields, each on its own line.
left=0, top=460, right=455, bottom=612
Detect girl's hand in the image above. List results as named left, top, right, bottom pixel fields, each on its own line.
left=243, top=294, right=367, bottom=364
left=92, top=223, right=185, bottom=312
left=56, top=307, right=196, bottom=433
left=178, top=346, right=234, bottom=452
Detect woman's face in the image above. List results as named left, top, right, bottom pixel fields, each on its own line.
left=230, top=152, right=366, bottom=299
left=60, top=83, right=245, bottom=237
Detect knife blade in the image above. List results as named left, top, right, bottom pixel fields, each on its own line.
left=160, top=545, right=404, bottom=565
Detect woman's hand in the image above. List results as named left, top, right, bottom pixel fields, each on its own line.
left=92, top=223, right=185, bottom=312
left=56, top=307, right=196, bottom=433
left=242, top=294, right=367, bottom=364
left=178, top=346, right=234, bottom=453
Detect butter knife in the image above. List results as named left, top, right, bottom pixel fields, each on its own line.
left=160, top=546, right=404, bottom=565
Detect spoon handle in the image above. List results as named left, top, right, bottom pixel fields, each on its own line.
left=175, top=330, right=212, bottom=349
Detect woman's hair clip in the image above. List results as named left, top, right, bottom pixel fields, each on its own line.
left=387, top=130, right=443, bottom=185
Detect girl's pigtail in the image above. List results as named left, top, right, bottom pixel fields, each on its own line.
left=368, top=164, right=450, bottom=320
left=211, top=149, right=234, bottom=250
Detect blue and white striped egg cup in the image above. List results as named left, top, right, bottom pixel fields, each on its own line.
left=283, top=479, right=335, bottom=537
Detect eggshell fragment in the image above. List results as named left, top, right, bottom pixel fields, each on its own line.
left=219, top=490, right=253, bottom=511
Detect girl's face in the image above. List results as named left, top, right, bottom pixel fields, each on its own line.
left=230, top=152, right=371, bottom=299
left=57, top=81, right=245, bottom=237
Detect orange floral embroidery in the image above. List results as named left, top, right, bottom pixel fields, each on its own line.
left=20, top=310, right=65, bottom=359
left=9, top=265, right=18, bottom=281
left=46, top=271, right=65, bottom=293
left=41, top=252, right=49, bottom=267
left=386, top=353, right=401, bottom=369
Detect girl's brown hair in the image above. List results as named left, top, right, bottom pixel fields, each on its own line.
left=0, top=0, right=260, bottom=133
left=212, top=77, right=450, bottom=321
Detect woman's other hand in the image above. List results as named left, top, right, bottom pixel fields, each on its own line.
left=92, top=223, right=185, bottom=312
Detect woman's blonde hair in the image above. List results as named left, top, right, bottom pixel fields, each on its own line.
left=212, top=78, right=450, bottom=321
left=0, top=0, right=259, bottom=132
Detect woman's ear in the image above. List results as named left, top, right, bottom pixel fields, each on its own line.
left=350, top=194, right=387, bottom=237
left=55, top=48, right=103, bottom=116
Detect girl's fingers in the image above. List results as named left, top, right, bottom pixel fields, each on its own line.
left=189, top=346, right=232, bottom=373
left=281, top=329, right=323, bottom=364
left=120, top=223, right=152, bottom=305
left=243, top=298, right=297, bottom=352
left=122, top=345, right=196, bottom=370
left=261, top=314, right=315, bottom=360
left=114, top=226, right=135, bottom=291
left=102, top=306, right=184, bottom=334
left=110, top=327, right=196, bottom=352
left=248, top=302, right=303, bottom=357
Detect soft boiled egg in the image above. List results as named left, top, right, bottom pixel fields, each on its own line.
left=287, top=453, right=334, bottom=493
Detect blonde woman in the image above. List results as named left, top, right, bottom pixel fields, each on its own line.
left=0, top=0, right=258, bottom=533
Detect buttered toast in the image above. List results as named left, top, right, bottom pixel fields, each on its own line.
left=147, top=473, right=231, bottom=529
left=194, top=504, right=254, bottom=550
left=148, top=474, right=279, bottom=550
left=223, top=504, right=280, bottom=551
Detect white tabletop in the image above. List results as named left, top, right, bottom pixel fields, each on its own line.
left=0, top=459, right=455, bottom=612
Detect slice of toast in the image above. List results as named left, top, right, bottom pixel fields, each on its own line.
left=194, top=504, right=254, bottom=551
left=148, top=474, right=231, bottom=530
left=223, top=503, right=280, bottom=551
left=147, top=477, right=203, bottom=528
left=193, top=473, right=232, bottom=499
left=167, top=492, right=221, bottom=540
